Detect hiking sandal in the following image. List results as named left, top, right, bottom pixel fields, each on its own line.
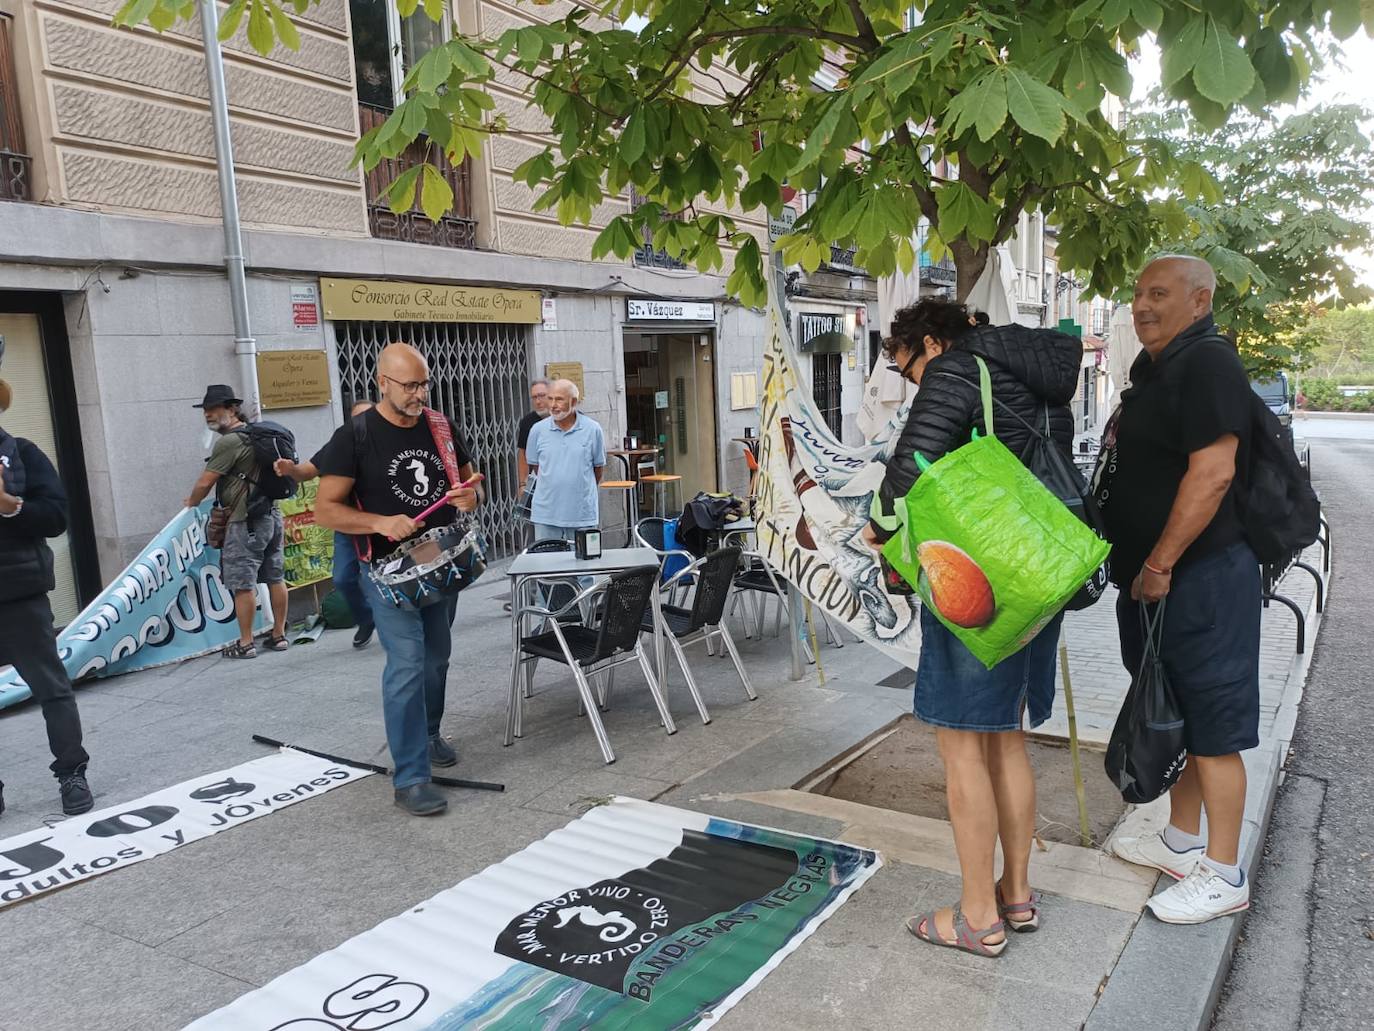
left=906, top=904, right=1007, bottom=957
left=263, top=635, right=290, bottom=652
left=223, top=641, right=257, bottom=659
left=997, top=885, right=1042, bottom=933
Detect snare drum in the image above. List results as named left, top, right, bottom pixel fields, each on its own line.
left=368, top=522, right=487, bottom=611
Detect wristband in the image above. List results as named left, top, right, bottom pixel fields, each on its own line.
left=1143, top=561, right=1172, bottom=576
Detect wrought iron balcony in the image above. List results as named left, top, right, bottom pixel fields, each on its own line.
left=358, top=103, right=476, bottom=249
left=0, top=13, right=33, bottom=203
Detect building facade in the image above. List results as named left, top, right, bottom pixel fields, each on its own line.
left=0, top=0, right=885, bottom=620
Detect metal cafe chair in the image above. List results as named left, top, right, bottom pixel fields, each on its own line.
left=638, top=546, right=755, bottom=726
left=633, top=516, right=696, bottom=604
left=506, top=566, right=674, bottom=765
left=727, top=550, right=849, bottom=656
left=513, top=537, right=578, bottom=699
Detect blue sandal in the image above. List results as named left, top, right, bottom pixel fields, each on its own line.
left=906, top=904, right=1007, bottom=957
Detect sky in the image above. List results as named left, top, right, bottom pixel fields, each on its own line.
left=1131, top=29, right=1374, bottom=291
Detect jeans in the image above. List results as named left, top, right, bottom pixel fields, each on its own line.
left=362, top=574, right=458, bottom=788
left=0, top=593, right=89, bottom=777
left=332, top=532, right=373, bottom=628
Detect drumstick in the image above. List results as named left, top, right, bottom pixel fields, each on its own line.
left=413, top=475, right=483, bottom=524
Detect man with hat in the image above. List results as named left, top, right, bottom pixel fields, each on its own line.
left=182, top=384, right=289, bottom=659
left=0, top=358, right=95, bottom=817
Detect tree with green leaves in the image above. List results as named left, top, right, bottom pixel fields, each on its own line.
left=1132, top=101, right=1374, bottom=376
left=116, top=0, right=1365, bottom=308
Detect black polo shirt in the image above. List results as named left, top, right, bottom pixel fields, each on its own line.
left=1095, top=315, right=1251, bottom=587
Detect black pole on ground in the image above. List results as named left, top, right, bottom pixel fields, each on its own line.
left=252, top=734, right=505, bottom=792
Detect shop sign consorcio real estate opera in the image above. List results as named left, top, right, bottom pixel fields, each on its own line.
left=320, top=279, right=542, bottom=324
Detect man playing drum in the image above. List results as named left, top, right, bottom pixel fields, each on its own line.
left=314, top=343, right=483, bottom=816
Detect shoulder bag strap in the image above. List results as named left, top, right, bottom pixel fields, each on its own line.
left=350, top=412, right=373, bottom=564
left=423, top=407, right=464, bottom=489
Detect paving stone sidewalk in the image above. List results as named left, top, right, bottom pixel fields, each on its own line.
left=0, top=540, right=1324, bottom=1031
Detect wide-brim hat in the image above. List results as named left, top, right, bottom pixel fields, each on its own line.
left=193, top=384, right=243, bottom=409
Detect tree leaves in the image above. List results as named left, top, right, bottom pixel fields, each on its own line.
left=947, top=69, right=1008, bottom=142
left=1161, top=17, right=1206, bottom=88
left=1004, top=67, right=1071, bottom=144
left=1194, top=18, right=1256, bottom=105
left=936, top=182, right=997, bottom=242
left=1329, top=0, right=1363, bottom=39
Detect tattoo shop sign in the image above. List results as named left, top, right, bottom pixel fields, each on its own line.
left=186, top=797, right=880, bottom=1030
left=0, top=750, right=368, bottom=909
left=0, top=500, right=268, bottom=710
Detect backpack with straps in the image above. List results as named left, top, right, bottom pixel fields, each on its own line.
left=1237, top=390, right=1320, bottom=564
left=225, top=421, right=298, bottom=518
left=935, top=371, right=1110, bottom=610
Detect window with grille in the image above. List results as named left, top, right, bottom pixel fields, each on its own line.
left=333, top=319, right=532, bottom=557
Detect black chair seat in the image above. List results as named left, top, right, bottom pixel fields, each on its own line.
left=734, top=567, right=781, bottom=594
left=639, top=604, right=695, bottom=638
left=520, top=626, right=603, bottom=666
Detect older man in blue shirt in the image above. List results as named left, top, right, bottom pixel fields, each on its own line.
left=526, top=378, right=605, bottom=543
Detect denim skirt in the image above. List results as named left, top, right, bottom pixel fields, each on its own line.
left=914, top=604, right=1064, bottom=732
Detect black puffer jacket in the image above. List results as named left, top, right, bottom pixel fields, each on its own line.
left=870, top=323, right=1083, bottom=540
left=0, top=436, right=69, bottom=603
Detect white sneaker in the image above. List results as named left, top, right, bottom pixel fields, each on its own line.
left=1110, top=830, right=1205, bottom=880
left=1146, top=862, right=1250, bottom=924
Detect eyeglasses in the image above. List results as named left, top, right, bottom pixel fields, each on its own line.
left=381, top=374, right=431, bottom=395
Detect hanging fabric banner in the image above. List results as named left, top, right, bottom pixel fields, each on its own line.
left=0, top=749, right=369, bottom=908
left=0, top=500, right=269, bottom=709
left=755, top=288, right=923, bottom=668
left=186, top=797, right=880, bottom=1030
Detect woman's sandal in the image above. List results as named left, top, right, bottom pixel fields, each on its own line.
left=997, top=885, right=1042, bottom=933
left=905, top=904, right=1007, bottom=957
left=222, top=640, right=257, bottom=659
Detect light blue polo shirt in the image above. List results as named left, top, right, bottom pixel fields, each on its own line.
left=527, top=412, right=606, bottom=528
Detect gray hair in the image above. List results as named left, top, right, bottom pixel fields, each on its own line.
left=1149, top=253, right=1217, bottom=294
left=551, top=378, right=580, bottom=401
left=530, top=377, right=550, bottom=389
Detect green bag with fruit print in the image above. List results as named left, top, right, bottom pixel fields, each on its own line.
left=881, top=357, right=1110, bottom=669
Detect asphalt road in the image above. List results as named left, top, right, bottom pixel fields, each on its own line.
left=1213, top=433, right=1374, bottom=1031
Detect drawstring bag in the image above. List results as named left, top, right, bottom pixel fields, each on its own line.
left=1104, top=601, right=1188, bottom=803
left=881, top=357, right=1111, bottom=669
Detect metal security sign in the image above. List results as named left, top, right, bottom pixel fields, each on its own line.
left=320, top=278, right=542, bottom=324
left=187, top=798, right=880, bottom=1030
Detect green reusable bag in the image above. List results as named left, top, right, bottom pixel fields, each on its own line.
left=882, top=357, right=1111, bottom=669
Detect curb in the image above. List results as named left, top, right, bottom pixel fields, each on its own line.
left=1295, top=411, right=1374, bottom=421
left=1083, top=546, right=1328, bottom=1031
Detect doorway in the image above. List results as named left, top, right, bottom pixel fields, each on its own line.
left=622, top=332, right=719, bottom=512
left=0, top=295, right=98, bottom=624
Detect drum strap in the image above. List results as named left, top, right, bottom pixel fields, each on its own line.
left=353, top=408, right=464, bottom=566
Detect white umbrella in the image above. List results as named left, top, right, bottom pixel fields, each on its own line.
left=964, top=244, right=1017, bottom=325
left=1107, top=303, right=1141, bottom=394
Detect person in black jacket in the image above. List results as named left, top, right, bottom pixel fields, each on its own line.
left=861, top=298, right=1081, bottom=957
left=0, top=376, right=94, bottom=817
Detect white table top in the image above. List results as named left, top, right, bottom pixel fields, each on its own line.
left=506, top=547, right=659, bottom=578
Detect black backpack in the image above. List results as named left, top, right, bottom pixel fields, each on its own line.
left=1238, top=392, right=1320, bottom=564
left=227, top=421, right=298, bottom=516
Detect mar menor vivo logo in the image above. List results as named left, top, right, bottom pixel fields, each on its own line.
left=494, top=829, right=819, bottom=999
left=0, top=768, right=352, bottom=904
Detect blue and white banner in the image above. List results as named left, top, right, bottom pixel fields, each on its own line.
left=0, top=500, right=269, bottom=710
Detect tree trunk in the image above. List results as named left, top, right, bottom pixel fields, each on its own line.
left=951, top=239, right=989, bottom=306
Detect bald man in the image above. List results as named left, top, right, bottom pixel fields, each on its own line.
left=1095, top=255, right=1261, bottom=924
left=313, top=344, right=483, bottom=816
left=524, top=378, right=604, bottom=545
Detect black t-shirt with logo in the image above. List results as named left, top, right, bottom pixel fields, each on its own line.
left=314, top=407, right=472, bottom=560
left=1094, top=317, right=1251, bottom=587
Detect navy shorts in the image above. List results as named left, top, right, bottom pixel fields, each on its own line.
left=1116, top=542, right=1261, bottom=757
left=914, top=605, right=1064, bottom=732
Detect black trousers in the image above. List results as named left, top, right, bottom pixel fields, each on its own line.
left=0, top=592, right=89, bottom=777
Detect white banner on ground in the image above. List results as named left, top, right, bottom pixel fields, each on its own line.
left=0, top=750, right=369, bottom=909
left=187, top=797, right=880, bottom=1031
left=0, top=500, right=270, bottom=710
left=756, top=288, right=923, bottom=668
